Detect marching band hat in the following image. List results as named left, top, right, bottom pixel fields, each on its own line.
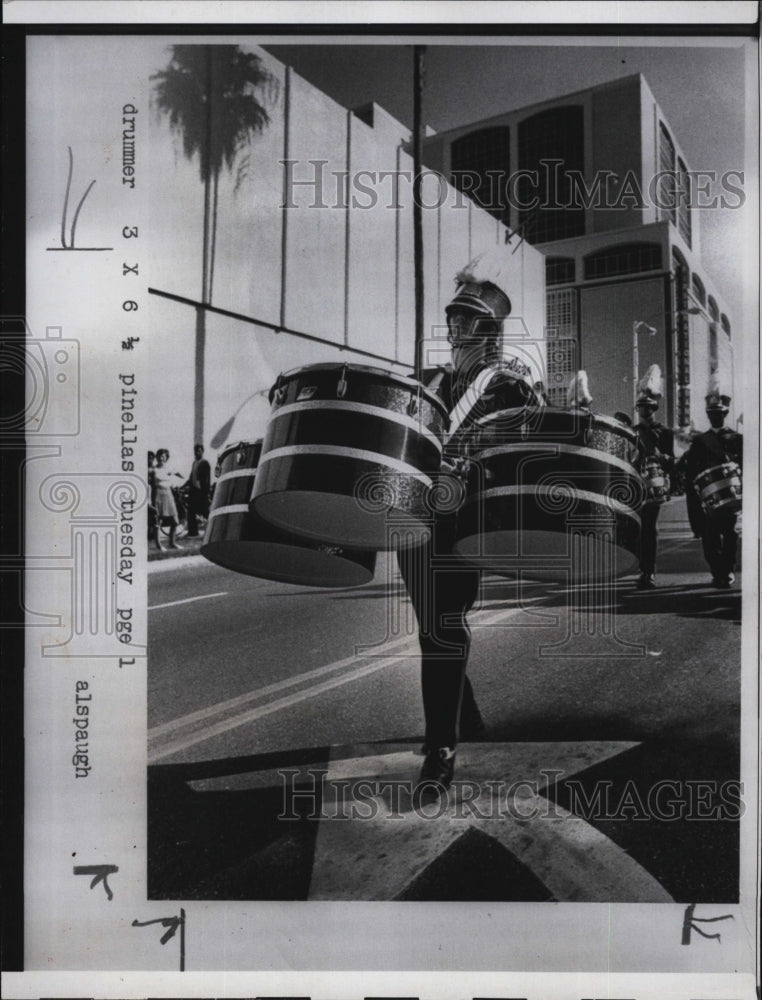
left=446, top=249, right=512, bottom=320
left=636, top=364, right=663, bottom=409
left=705, top=372, right=730, bottom=412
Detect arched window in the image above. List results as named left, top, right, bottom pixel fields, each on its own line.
left=517, top=106, right=585, bottom=243
left=691, top=274, right=706, bottom=306
left=708, top=296, right=719, bottom=322
left=583, top=242, right=662, bottom=280
left=658, top=123, right=676, bottom=226
left=450, top=125, right=511, bottom=223
left=545, top=256, right=575, bottom=285
left=721, top=314, right=731, bottom=336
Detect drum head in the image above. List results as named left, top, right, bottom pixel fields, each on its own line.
left=454, top=527, right=639, bottom=582
left=253, top=489, right=431, bottom=550
left=201, top=536, right=376, bottom=588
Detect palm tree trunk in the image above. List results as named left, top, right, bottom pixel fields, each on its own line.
left=209, top=170, right=219, bottom=303
left=194, top=46, right=214, bottom=446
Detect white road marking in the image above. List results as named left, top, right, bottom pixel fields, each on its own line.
left=148, top=592, right=228, bottom=611
left=148, top=601, right=540, bottom=762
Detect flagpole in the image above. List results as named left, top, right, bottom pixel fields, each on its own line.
left=413, top=45, right=426, bottom=380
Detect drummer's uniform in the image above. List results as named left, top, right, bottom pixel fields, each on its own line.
left=682, top=426, right=743, bottom=584
left=635, top=420, right=674, bottom=580
left=397, top=363, right=532, bottom=752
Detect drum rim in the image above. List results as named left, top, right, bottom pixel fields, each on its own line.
left=474, top=405, right=639, bottom=444
left=273, top=363, right=449, bottom=418
left=217, top=438, right=263, bottom=463
left=693, top=461, right=741, bottom=485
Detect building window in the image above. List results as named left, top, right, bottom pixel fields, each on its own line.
left=450, top=125, right=510, bottom=223
left=721, top=314, right=731, bottom=337
left=658, top=123, right=676, bottom=226
left=708, top=296, right=719, bottom=323
left=546, top=288, right=578, bottom=406
left=691, top=274, right=706, bottom=307
left=517, top=106, right=585, bottom=244
left=546, top=256, right=575, bottom=285
left=677, top=157, right=692, bottom=247
left=583, top=242, right=662, bottom=280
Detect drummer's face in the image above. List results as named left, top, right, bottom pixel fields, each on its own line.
left=447, top=309, right=494, bottom=373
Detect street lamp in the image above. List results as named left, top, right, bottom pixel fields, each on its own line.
left=632, top=320, right=657, bottom=410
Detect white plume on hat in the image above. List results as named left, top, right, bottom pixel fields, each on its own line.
left=567, top=370, right=593, bottom=408
left=455, top=247, right=512, bottom=299
left=637, top=364, right=663, bottom=400
left=706, top=370, right=722, bottom=397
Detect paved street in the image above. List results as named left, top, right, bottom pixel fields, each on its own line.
left=147, top=525, right=742, bottom=903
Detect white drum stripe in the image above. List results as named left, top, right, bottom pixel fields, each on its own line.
left=271, top=399, right=443, bottom=451
left=208, top=504, right=250, bottom=520
left=474, top=484, right=641, bottom=522
left=476, top=441, right=638, bottom=475
left=258, top=444, right=434, bottom=487
left=699, top=479, right=741, bottom=498
left=216, top=468, right=256, bottom=484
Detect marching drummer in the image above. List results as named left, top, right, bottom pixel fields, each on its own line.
left=633, top=365, right=674, bottom=590
left=679, top=380, right=742, bottom=588
left=397, top=251, right=542, bottom=797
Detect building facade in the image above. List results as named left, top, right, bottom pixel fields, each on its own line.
left=423, top=74, right=736, bottom=430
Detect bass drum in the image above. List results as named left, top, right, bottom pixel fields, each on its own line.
left=252, top=364, right=449, bottom=550
left=694, top=462, right=742, bottom=517
left=201, top=441, right=376, bottom=588
left=453, top=407, right=644, bottom=581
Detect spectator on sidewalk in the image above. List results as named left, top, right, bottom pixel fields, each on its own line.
left=152, top=448, right=184, bottom=550
left=185, top=443, right=211, bottom=538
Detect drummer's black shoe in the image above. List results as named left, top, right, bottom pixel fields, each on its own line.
left=713, top=574, right=734, bottom=589
left=636, top=573, right=656, bottom=590
left=415, top=747, right=455, bottom=803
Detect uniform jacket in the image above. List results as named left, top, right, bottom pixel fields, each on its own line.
left=683, top=427, right=743, bottom=482
left=635, top=421, right=675, bottom=472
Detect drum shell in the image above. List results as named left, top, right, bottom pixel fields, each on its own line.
left=201, top=441, right=376, bottom=587
left=694, top=463, right=742, bottom=517
left=454, top=407, right=644, bottom=581
left=641, top=459, right=671, bottom=505
left=252, top=364, right=450, bottom=550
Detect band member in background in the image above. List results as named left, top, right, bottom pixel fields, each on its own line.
left=186, top=443, right=212, bottom=538
left=679, top=383, right=742, bottom=588
left=398, top=253, right=542, bottom=795
left=633, top=365, right=674, bottom=589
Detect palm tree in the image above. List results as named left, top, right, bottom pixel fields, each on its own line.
left=152, top=44, right=276, bottom=444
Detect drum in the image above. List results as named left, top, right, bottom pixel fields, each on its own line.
left=694, top=462, right=742, bottom=517
left=201, top=441, right=376, bottom=588
left=453, top=407, right=644, bottom=580
left=251, top=364, right=449, bottom=549
left=641, top=459, right=671, bottom=505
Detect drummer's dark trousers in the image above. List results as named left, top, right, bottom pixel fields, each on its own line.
left=397, top=516, right=481, bottom=751
left=639, top=502, right=661, bottom=576
left=700, top=512, right=738, bottom=580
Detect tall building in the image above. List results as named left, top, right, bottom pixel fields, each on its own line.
left=423, top=73, right=736, bottom=429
